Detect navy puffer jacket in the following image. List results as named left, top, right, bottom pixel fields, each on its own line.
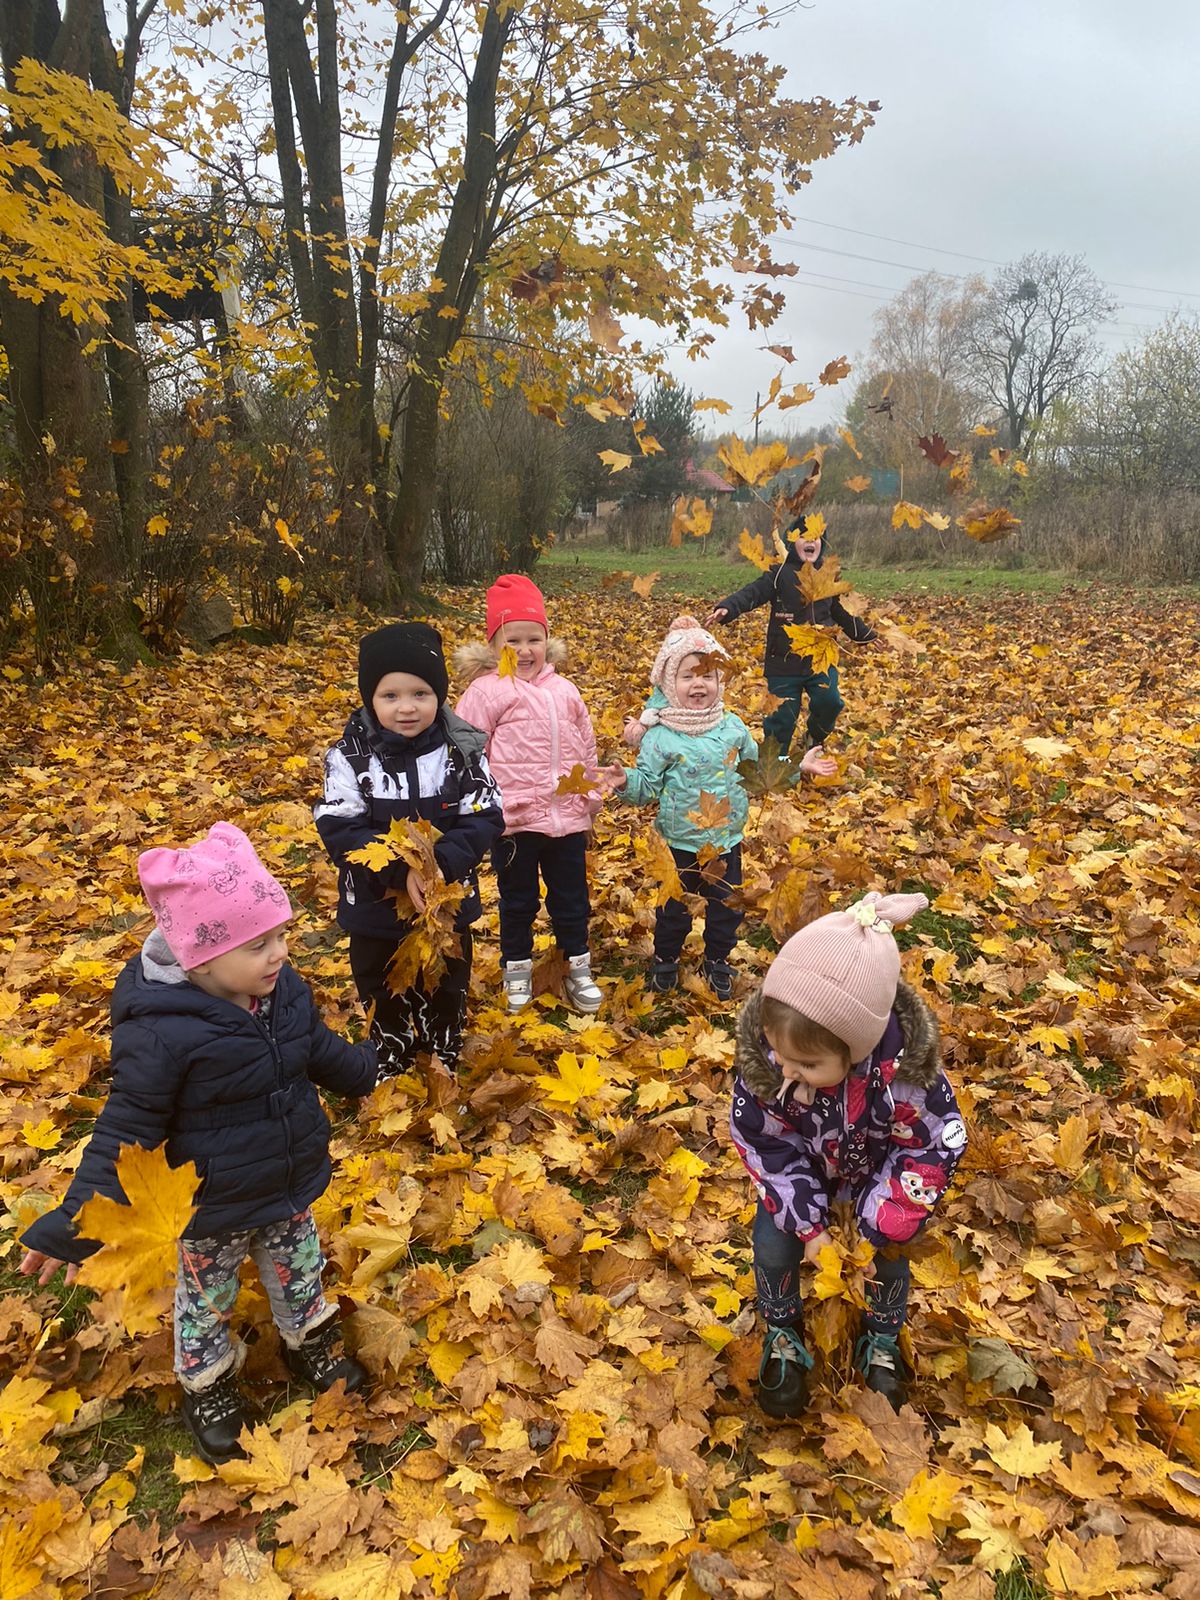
left=21, top=935, right=378, bottom=1265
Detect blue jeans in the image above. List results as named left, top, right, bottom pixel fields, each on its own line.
left=763, top=668, right=844, bottom=754
left=752, top=1202, right=909, bottom=1332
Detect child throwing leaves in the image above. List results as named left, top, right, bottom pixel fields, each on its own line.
left=20, top=824, right=378, bottom=1465
left=606, top=616, right=834, bottom=1001
left=455, top=574, right=605, bottom=1015
left=705, top=515, right=879, bottom=755
left=315, top=622, right=504, bottom=1074
left=730, top=891, right=967, bottom=1415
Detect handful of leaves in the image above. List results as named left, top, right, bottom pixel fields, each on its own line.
left=348, top=818, right=467, bottom=991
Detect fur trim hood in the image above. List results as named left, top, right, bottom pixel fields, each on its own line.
left=453, top=636, right=568, bottom=683
left=734, top=979, right=940, bottom=1102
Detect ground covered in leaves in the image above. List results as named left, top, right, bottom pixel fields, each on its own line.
left=2, top=581, right=1199, bottom=1600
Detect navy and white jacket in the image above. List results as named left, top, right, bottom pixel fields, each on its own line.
left=21, top=934, right=379, bottom=1264
left=314, top=706, right=504, bottom=939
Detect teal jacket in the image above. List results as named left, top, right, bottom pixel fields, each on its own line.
left=623, top=711, right=757, bottom=853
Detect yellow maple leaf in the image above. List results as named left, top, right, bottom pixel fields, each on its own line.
left=555, top=763, right=596, bottom=796
left=923, top=511, right=951, bottom=531
left=717, top=436, right=798, bottom=488
left=819, top=356, right=851, bottom=385
left=985, top=1422, right=1062, bottom=1478
left=890, top=1468, right=964, bottom=1538
left=837, top=425, right=862, bottom=459
left=891, top=500, right=926, bottom=531
left=737, top=527, right=774, bottom=572
left=778, top=382, right=815, bottom=410
left=1043, top=1532, right=1140, bottom=1598
left=22, top=1117, right=61, bottom=1150
left=598, top=449, right=632, bottom=473
left=274, top=516, right=304, bottom=559
left=693, top=397, right=733, bottom=413
left=958, top=505, right=1021, bottom=542
left=497, top=644, right=519, bottom=679
left=1022, top=736, right=1072, bottom=760
left=631, top=571, right=659, bottom=598
left=146, top=513, right=169, bottom=538
left=610, top=1473, right=695, bottom=1548
left=845, top=474, right=871, bottom=494
left=1052, top=1112, right=1091, bottom=1174
left=782, top=624, right=839, bottom=674
left=669, top=495, right=713, bottom=546
left=76, top=1144, right=199, bottom=1336
left=535, top=1051, right=608, bottom=1109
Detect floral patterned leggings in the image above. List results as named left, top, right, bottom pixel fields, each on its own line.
left=174, top=1209, right=334, bottom=1392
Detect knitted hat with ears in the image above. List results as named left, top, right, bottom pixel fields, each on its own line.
left=763, top=890, right=928, bottom=1062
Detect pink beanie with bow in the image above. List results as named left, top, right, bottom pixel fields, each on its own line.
left=138, top=823, right=293, bottom=971
left=763, top=890, right=928, bottom=1062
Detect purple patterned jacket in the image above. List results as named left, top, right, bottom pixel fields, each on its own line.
left=729, top=982, right=967, bottom=1246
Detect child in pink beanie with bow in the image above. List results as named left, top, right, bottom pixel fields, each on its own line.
left=729, top=891, right=967, bottom=1416
left=20, top=823, right=379, bottom=1465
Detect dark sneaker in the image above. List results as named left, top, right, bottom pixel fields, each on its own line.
left=855, top=1330, right=908, bottom=1412
left=704, top=960, right=734, bottom=1002
left=756, top=1324, right=813, bottom=1419
left=649, top=960, right=679, bottom=994
left=181, top=1370, right=248, bottom=1464
left=284, top=1318, right=369, bottom=1394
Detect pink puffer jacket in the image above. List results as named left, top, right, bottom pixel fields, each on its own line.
left=455, top=643, right=602, bottom=837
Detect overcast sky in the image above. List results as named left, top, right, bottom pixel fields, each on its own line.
left=664, top=0, right=1200, bottom=435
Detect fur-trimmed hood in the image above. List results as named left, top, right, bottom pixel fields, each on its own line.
left=734, top=979, right=940, bottom=1102
left=454, top=636, right=568, bottom=684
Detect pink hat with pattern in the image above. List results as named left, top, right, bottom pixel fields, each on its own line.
left=138, top=823, right=293, bottom=970
left=763, top=890, right=928, bottom=1062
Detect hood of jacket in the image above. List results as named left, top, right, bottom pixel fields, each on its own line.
left=734, top=979, right=940, bottom=1101
left=113, top=930, right=306, bottom=1029
left=454, top=636, right=568, bottom=684
left=343, top=704, right=486, bottom=764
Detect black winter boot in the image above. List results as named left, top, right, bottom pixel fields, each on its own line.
left=756, top=1324, right=813, bottom=1419
left=181, top=1370, right=248, bottom=1464
left=649, top=960, right=679, bottom=993
left=855, top=1329, right=908, bottom=1412
left=284, top=1317, right=369, bottom=1394
left=703, top=960, right=735, bottom=1002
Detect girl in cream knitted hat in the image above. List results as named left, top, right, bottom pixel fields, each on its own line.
left=729, top=891, right=968, bottom=1417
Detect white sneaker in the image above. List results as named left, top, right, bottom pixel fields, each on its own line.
left=502, top=960, right=534, bottom=1012
left=564, top=952, right=602, bottom=1013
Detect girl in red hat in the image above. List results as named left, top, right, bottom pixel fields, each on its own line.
left=455, top=575, right=606, bottom=1013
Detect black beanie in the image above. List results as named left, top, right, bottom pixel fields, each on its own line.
left=358, top=622, right=449, bottom=707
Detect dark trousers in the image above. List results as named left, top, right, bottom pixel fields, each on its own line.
left=654, top=843, right=742, bottom=965
left=752, top=1202, right=910, bottom=1333
left=764, top=667, right=844, bottom=754
left=348, top=931, right=473, bottom=1075
left=493, top=831, right=590, bottom=963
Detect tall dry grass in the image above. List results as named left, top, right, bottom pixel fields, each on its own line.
left=714, top=490, right=1200, bottom=583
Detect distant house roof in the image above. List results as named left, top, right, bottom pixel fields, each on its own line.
left=684, top=459, right=735, bottom=494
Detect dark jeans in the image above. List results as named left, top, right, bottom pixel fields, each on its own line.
left=349, top=931, right=473, bottom=1075
left=764, top=668, right=844, bottom=754
left=654, top=842, right=742, bottom=966
left=493, top=830, right=590, bottom=962
left=752, top=1202, right=910, bottom=1333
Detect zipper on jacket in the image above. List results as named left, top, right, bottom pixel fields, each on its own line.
left=543, top=678, right=561, bottom=824
left=254, top=1003, right=297, bottom=1210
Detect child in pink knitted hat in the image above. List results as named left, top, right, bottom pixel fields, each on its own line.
left=729, top=891, right=967, bottom=1417
left=605, top=616, right=833, bottom=1001
left=20, top=823, right=379, bottom=1466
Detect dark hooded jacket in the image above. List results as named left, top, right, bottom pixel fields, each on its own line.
left=21, top=935, right=378, bottom=1265
left=314, top=705, right=504, bottom=939
left=715, top=528, right=876, bottom=677
left=729, top=982, right=967, bottom=1247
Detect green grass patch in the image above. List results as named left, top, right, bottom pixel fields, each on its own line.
left=538, top=543, right=1079, bottom=601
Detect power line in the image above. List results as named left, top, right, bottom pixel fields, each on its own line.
left=788, top=214, right=1200, bottom=303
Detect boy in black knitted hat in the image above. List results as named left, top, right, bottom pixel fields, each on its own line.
left=315, top=623, right=504, bottom=1076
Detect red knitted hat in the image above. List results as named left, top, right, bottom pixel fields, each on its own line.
left=487, top=574, right=547, bottom=640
